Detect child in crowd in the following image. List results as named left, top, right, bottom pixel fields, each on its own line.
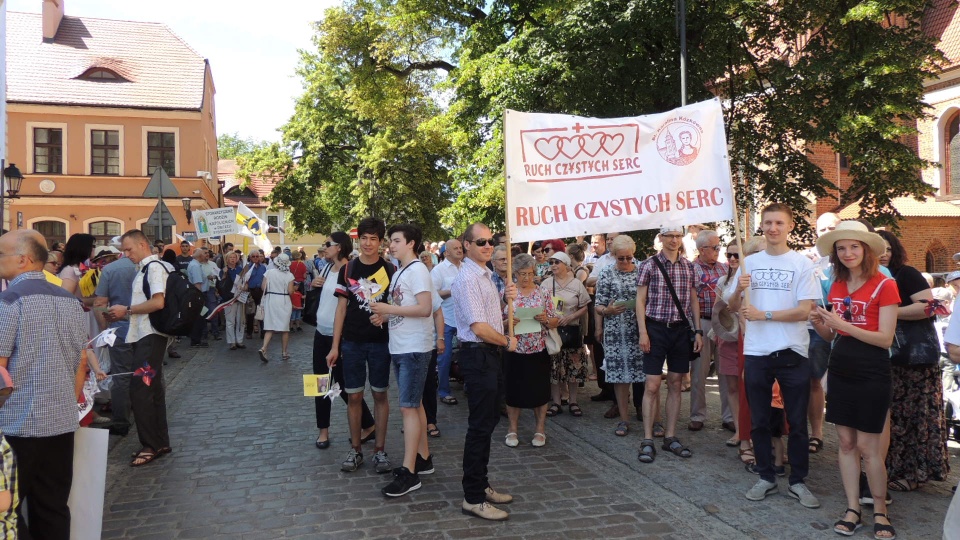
left=291, top=290, right=304, bottom=332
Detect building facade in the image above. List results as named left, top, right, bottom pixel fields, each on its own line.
left=3, top=1, right=219, bottom=246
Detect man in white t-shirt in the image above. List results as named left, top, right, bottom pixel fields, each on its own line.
left=726, top=203, right=821, bottom=509
left=370, top=224, right=436, bottom=498
left=432, top=239, right=463, bottom=404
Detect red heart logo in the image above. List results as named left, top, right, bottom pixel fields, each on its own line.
left=534, top=137, right=562, bottom=161
left=558, top=137, right=581, bottom=159
left=600, top=134, right=625, bottom=155
left=578, top=133, right=603, bottom=157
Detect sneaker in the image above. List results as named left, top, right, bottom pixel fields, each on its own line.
left=461, top=500, right=509, bottom=521
left=373, top=450, right=392, bottom=474
left=341, top=449, right=364, bottom=472
left=774, top=465, right=786, bottom=477
left=858, top=473, right=893, bottom=506
left=416, top=453, right=434, bottom=475
left=745, top=478, right=778, bottom=501
left=788, top=482, right=821, bottom=508
left=381, top=466, right=421, bottom=497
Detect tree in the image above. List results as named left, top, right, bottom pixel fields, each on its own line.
left=217, top=132, right=264, bottom=160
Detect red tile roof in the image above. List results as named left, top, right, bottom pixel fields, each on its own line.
left=5, top=12, right=207, bottom=110
left=219, top=159, right=277, bottom=209
left=924, top=0, right=960, bottom=69
left=838, top=196, right=960, bottom=218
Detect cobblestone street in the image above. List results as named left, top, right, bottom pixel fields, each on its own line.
left=100, top=332, right=959, bottom=539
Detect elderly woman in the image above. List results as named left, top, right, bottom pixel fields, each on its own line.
left=595, top=235, right=647, bottom=436
left=876, top=230, right=950, bottom=495
left=259, top=253, right=295, bottom=362
left=542, top=251, right=591, bottom=417
left=504, top=254, right=559, bottom=447
left=714, top=239, right=742, bottom=448
left=221, top=252, right=246, bottom=350
left=811, top=222, right=900, bottom=539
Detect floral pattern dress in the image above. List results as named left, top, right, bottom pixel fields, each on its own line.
left=507, top=287, right=559, bottom=354
left=594, top=264, right=644, bottom=384
left=503, top=286, right=558, bottom=408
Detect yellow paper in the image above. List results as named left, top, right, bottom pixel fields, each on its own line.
left=303, top=374, right=331, bottom=397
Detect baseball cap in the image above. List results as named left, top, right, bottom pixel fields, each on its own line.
left=947, top=270, right=960, bottom=284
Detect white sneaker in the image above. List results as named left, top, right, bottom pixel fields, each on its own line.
left=788, top=482, right=821, bottom=508
left=745, top=478, right=777, bottom=501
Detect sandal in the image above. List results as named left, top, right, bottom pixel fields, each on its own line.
left=873, top=512, right=896, bottom=540
left=603, top=405, right=619, bottom=419
left=532, top=432, right=546, bottom=447
left=546, top=402, right=561, bottom=417
left=505, top=432, right=519, bottom=448
left=282, top=352, right=290, bottom=361
left=427, top=425, right=441, bottom=438
left=886, top=479, right=917, bottom=492
left=129, top=447, right=172, bottom=459
left=615, top=421, right=629, bottom=437
left=725, top=436, right=739, bottom=447
left=131, top=448, right=160, bottom=467
left=568, top=403, right=583, bottom=417
left=662, top=437, right=692, bottom=458
left=652, top=422, right=665, bottom=438
left=809, top=437, right=824, bottom=454
left=441, top=395, right=458, bottom=405
left=739, top=447, right=756, bottom=465
left=637, top=439, right=657, bottom=463
left=258, top=349, right=269, bottom=363
left=833, top=508, right=862, bottom=536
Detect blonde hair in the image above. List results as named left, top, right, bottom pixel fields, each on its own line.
left=609, top=235, right=636, bottom=255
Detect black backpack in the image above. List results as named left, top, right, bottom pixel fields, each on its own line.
left=141, top=261, right=205, bottom=336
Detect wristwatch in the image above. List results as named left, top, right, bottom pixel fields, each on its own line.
left=693, top=329, right=703, bottom=336
left=764, top=311, right=773, bottom=321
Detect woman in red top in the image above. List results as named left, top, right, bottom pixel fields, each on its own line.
left=810, top=221, right=899, bottom=540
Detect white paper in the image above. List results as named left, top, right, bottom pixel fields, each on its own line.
left=68, top=427, right=108, bottom=540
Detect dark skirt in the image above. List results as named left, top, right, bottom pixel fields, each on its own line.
left=886, top=363, right=950, bottom=483
left=825, top=335, right=891, bottom=434
left=504, top=349, right=551, bottom=409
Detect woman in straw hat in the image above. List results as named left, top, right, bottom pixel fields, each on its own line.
left=810, top=221, right=899, bottom=539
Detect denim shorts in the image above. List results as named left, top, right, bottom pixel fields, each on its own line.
left=392, top=351, right=431, bottom=408
left=808, top=329, right=830, bottom=380
left=341, top=340, right=391, bottom=394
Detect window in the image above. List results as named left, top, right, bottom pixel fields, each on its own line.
left=147, top=131, right=176, bottom=176
left=837, top=153, right=849, bottom=170
left=34, top=128, right=63, bottom=173
left=267, top=215, right=279, bottom=229
left=141, top=224, right=172, bottom=245
left=91, top=130, right=120, bottom=175
left=32, top=221, right=66, bottom=248
left=946, top=112, right=960, bottom=195
left=80, top=68, right=124, bottom=81
left=224, top=186, right=256, bottom=197
left=89, top=221, right=122, bottom=246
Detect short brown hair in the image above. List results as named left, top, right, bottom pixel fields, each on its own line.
left=760, top=202, right=794, bottom=223
left=121, top=229, right=150, bottom=245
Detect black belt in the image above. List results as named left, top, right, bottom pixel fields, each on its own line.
left=646, top=317, right=687, bottom=328
left=460, top=342, right=501, bottom=351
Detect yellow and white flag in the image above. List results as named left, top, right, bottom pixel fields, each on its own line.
left=235, top=202, right=273, bottom=252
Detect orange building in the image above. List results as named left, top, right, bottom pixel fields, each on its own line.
left=3, top=1, right=219, bottom=247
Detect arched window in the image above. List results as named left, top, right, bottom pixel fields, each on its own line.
left=32, top=220, right=66, bottom=248
left=78, top=68, right=126, bottom=82
left=224, top=185, right=256, bottom=197
left=88, top=220, right=122, bottom=246
left=944, top=111, right=960, bottom=195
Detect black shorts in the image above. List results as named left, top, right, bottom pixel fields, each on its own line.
left=642, top=319, right=692, bottom=375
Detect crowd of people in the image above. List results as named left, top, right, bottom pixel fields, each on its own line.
left=0, top=202, right=958, bottom=536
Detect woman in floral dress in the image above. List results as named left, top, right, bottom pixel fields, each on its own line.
left=503, top=254, right=559, bottom=447
left=595, top=235, right=646, bottom=436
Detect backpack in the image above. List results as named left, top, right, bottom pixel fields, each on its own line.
left=141, top=261, right=205, bottom=336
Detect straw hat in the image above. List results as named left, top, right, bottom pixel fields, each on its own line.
left=815, top=221, right=885, bottom=257
left=711, top=298, right=740, bottom=342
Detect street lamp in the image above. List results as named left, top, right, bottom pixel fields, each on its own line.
left=181, top=197, right=192, bottom=224
left=1, top=163, right=24, bottom=233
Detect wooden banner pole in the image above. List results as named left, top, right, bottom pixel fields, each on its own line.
left=504, top=112, right=515, bottom=338
left=728, top=162, right=750, bottom=307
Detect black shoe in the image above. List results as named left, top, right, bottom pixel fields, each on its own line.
left=416, top=453, right=434, bottom=475
left=590, top=392, right=614, bottom=402
left=190, top=342, right=209, bottom=348
left=315, top=436, right=330, bottom=449
left=382, top=467, right=421, bottom=497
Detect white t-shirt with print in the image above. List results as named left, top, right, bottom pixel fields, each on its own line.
left=388, top=261, right=435, bottom=354
left=728, top=250, right=819, bottom=357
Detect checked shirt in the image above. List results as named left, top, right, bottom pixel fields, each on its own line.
left=637, top=252, right=696, bottom=323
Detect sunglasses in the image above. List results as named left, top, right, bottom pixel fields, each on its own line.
left=548, top=260, right=562, bottom=266
left=323, top=241, right=339, bottom=248
left=841, top=296, right=852, bottom=322
left=616, top=256, right=633, bottom=262
left=469, top=238, right=493, bottom=247
left=726, top=253, right=740, bottom=260
left=543, top=247, right=554, bottom=253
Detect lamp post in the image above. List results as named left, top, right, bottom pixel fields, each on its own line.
left=181, top=197, right=192, bottom=224
left=1, top=163, right=24, bottom=234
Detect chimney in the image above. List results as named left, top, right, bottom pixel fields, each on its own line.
left=42, top=0, right=64, bottom=43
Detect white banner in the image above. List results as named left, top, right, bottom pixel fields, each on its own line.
left=505, top=98, right=735, bottom=242
left=68, top=427, right=108, bottom=540
left=194, top=207, right=239, bottom=238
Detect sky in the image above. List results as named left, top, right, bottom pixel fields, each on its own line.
left=7, top=0, right=340, bottom=143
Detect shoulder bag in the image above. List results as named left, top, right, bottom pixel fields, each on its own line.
left=553, top=277, right=583, bottom=350
left=888, top=272, right=940, bottom=366
left=651, top=256, right=699, bottom=360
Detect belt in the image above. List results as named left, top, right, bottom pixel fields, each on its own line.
left=460, top=342, right=501, bottom=351
left=646, top=317, right=687, bottom=328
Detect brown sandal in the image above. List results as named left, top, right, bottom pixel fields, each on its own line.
left=131, top=448, right=158, bottom=467
left=739, top=447, right=756, bottom=465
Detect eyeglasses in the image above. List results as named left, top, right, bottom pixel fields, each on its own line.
left=726, top=253, right=740, bottom=260
left=841, top=296, right=852, bottom=322
left=616, top=256, right=633, bottom=262
left=701, top=245, right=721, bottom=251
left=468, top=238, right=493, bottom=247
left=493, top=258, right=507, bottom=262
left=323, top=241, right=338, bottom=248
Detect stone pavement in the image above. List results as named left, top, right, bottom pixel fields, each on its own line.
left=100, top=331, right=959, bottom=539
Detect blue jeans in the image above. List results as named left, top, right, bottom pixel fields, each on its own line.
left=392, top=351, right=431, bottom=408
left=204, top=289, right=220, bottom=338
left=341, top=340, right=391, bottom=393
left=744, top=349, right=811, bottom=485
left=437, top=324, right=457, bottom=398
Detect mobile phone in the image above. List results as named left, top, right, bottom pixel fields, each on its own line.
left=825, top=304, right=834, bottom=312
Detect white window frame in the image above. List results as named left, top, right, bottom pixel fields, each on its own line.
left=141, top=126, right=180, bottom=177
left=82, top=216, right=125, bottom=238
left=85, top=124, right=126, bottom=176
left=26, top=216, right=70, bottom=239
left=26, top=121, right=68, bottom=175
left=933, top=106, right=960, bottom=194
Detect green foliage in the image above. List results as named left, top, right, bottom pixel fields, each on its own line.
left=217, top=132, right=265, bottom=160
left=240, top=0, right=940, bottom=243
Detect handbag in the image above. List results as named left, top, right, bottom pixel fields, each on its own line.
left=651, top=256, right=699, bottom=360
left=545, top=328, right=562, bottom=355
left=890, top=320, right=940, bottom=366
left=254, top=303, right=265, bottom=321
left=552, top=277, right=584, bottom=350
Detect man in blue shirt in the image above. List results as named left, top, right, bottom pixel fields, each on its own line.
left=243, top=251, right=267, bottom=339
left=187, top=248, right=210, bottom=347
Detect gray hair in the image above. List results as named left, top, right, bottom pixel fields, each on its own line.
left=513, top=253, right=536, bottom=274
left=609, top=235, right=636, bottom=254
left=695, top=230, right=719, bottom=249
left=493, top=244, right=507, bottom=255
